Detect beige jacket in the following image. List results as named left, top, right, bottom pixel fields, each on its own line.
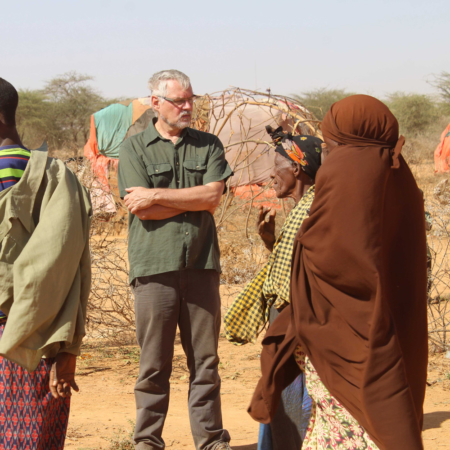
left=0, top=149, right=92, bottom=371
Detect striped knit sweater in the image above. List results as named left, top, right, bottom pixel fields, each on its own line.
left=0, top=144, right=31, bottom=319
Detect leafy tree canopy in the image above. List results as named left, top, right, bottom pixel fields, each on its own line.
left=292, top=87, right=356, bottom=121
left=17, top=72, right=116, bottom=155
left=386, top=92, right=438, bottom=136
left=16, top=89, right=51, bottom=149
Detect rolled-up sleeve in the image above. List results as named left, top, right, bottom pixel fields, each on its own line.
left=118, top=144, right=152, bottom=198
left=203, top=137, right=233, bottom=186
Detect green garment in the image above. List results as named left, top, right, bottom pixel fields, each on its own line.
left=118, top=119, right=233, bottom=283
left=0, top=150, right=92, bottom=372
left=94, top=103, right=133, bottom=158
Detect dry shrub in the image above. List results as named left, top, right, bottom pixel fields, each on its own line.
left=401, top=115, right=450, bottom=165
left=88, top=230, right=135, bottom=343
left=66, top=158, right=136, bottom=344
left=107, top=421, right=135, bottom=450
left=292, top=88, right=356, bottom=121
left=220, top=237, right=267, bottom=285
left=217, top=193, right=292, bottom=286
left=426, top=180, right=450, bottom=354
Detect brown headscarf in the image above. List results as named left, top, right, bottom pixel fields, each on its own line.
left=321, top=94, right=405, bottom=168
left=249, top=95, right=428, bottom=450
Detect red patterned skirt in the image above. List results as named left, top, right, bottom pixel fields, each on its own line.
left=0, top=321, right=70, bottom=450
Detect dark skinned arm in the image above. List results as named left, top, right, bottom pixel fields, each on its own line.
left=257, top=206, right=277, bottom=252
left=49, top=352, right=79, bottom=399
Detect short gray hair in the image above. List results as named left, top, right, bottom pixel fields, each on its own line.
left=148, top=70, right=191, bottom=98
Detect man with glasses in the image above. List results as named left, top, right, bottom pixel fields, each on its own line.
left=118, top=70, right=233, bottom=450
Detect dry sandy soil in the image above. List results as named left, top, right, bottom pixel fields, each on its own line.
left=66, top=303, right=450, bottom=450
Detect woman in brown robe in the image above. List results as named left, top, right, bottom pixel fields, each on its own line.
left=249, top=95, right=428, bottom=450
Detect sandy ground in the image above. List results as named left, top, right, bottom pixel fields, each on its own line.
left=66, top=328, right=261, bottom=450
left=65, top=303, right=450, bottom=450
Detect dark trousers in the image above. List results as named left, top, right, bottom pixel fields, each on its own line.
left=132, top=269, right=230, bottom=450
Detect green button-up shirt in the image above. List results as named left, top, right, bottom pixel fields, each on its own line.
left=118, top=119, right=233, bottom=283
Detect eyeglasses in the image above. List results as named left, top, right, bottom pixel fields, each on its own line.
left=158, top=95, right=198, bottom=107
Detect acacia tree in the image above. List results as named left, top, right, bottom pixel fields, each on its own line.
left=292, top=88, right=356, bottom=121
left=43, top=72, right=111, bottom=155
left=16, top=72, right=114, bottom=156
left=386, top=92, right=438, bottom=136
left=429, top=71, right=450, bottom=115
left=16, top=89, right=52, bottom=149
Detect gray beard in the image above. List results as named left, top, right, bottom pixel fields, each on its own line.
left=159, top=112, right=191, bottom=129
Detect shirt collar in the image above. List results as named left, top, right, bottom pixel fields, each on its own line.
left=289, top=185, right=315, bottom=214
left=144, top=118, right=199, bottom=146
left=303, top=184, right=315, bottom=200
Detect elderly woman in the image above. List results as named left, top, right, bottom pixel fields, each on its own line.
left=249, top=95, right=428, bottom=450
left=225, top=130, right=323, bottom=449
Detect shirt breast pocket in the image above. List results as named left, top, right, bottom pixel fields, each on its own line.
left=183, top=160, right=207, bottom=186
left=0, top=219, right=29, bottom=263
left=146, top=163, right=173, bottom=188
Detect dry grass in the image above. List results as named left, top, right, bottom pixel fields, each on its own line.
left=401, top=116, right=449, bottom=166
left=106, top=423, right=135, bottom=450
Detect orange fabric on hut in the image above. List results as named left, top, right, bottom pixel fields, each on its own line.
left=434, top=123, right=450, bottom=173
left=83, top=114, right=118, bottom=189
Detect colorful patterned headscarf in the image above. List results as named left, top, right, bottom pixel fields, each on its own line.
left=267, top=126, right=323, bottom=180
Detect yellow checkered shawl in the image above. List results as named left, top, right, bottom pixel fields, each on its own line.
left=224, top=186, right=315, bottom=345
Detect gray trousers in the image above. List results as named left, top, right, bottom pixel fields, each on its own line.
left=132, top=269, right=230, bottom=450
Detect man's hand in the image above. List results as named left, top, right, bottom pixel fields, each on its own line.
left=49, top=352, right=79, bottom=399
left=124, top=187, right=159, bottom=214
left=135, top=204, right=186, bottom=221
left=257, top=206, right=276, bottom=252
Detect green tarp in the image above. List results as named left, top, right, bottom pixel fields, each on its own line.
left=94, top=103, right=133, bottom=159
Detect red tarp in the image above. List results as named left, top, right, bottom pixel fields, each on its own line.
left=233, top=184, right=282, bottom=209
left=84, top=114, right=118, bottom=189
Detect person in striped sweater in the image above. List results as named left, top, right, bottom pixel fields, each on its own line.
left=0, top=144, right=30, bottom=191
left=0, top=77, right=92, bottom=450
left=0, top=78, right=30, bottom=323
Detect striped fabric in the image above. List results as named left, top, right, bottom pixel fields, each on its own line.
left=0, top=145, right=30, bottom=319
left=0, top=145, right=31, bottom=192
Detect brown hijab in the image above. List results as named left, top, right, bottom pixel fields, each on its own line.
left=249, top=95, right=428, bottom=450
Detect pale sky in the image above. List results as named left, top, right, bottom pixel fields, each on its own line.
left=2, top=0, right=449, bottom=100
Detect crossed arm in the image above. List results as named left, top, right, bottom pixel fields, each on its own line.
left=124, top=180, right=224, bottom=220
